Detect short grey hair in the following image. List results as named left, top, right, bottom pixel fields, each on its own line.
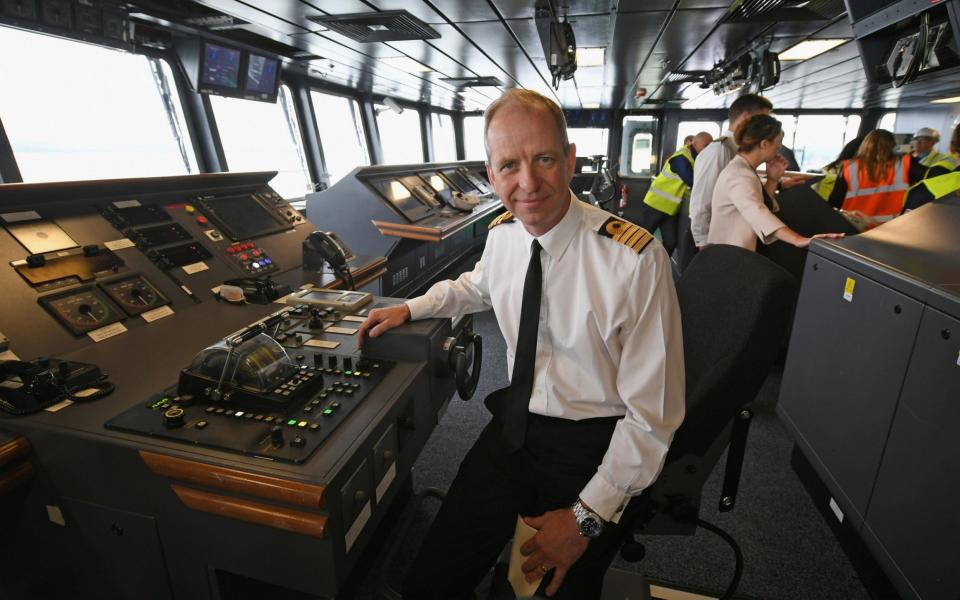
left=483, top=89, right=570, bottom=157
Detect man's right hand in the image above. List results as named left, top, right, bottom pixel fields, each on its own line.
left=358, top=304, right=411, bottom=348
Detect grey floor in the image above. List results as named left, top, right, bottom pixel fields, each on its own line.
left=350, top=307, right=872, bottom=600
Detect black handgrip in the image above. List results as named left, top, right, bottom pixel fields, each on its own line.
left=453, top=332, right=482, bottom=401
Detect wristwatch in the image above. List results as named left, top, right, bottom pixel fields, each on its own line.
left=572, top=499, right=604, bottom=539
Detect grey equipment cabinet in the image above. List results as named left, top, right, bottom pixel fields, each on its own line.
left=778, top=200, right=960, bottom=600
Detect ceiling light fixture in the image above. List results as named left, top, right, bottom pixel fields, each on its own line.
left=582, top=102, right=601, bottom=109
left=380, top=56, right=432, bottom=73
left=577, top=47, right=605, bottom=67
left=779, top=39, right=847, bottom=61
left=930, top=95, right=960, bottom=104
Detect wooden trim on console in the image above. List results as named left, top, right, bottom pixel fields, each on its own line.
left=171, top=484, right=327, bottom=538
left=140, top=451, right=326, bottom=508
left=0, top=461, right=34, bottom=496
left=0, top=436, right=30, bottom=468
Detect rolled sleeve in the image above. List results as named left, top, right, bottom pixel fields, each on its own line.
left=578, top=243, right=686, bottom=522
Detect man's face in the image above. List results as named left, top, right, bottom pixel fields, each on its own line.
left=913, top=136, right=935, bottom=155
left=485, top=104, right=576, bottom=237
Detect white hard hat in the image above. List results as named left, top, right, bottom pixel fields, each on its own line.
left=913, top=127, right=940, bottom=140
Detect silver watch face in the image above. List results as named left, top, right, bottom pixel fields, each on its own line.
left=579, top=516, right=603, bottom=538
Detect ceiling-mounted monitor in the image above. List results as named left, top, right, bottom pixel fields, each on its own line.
left=243, top=52, right=281, bottom=102
left=199, top=41, right=242, bottom=94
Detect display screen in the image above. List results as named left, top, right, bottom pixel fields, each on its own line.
left=440, top=169, right=477, bottom=193
left=425, top=173, right=455, bottom=206
left=370, top=179, right=432, bottom=223
left=201, top=194, right=284, bottom=240
left=244, top=53, right=279, bottom=95
left=200, top=42, right=242, bottom=89
left=302, top=290, right=342, bottom=302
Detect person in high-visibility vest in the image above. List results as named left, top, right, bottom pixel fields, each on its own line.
left=912, top=127, right=958, bottom=175
left=828, top=129, right=950, bottom=230
left=637, top=131, right=713, bottom=256
left=811, top=135, right=865, bottom=201
left=908, top=171, right=960, bottom=203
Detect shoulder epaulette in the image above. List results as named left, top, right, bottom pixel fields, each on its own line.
left=597, top=217, right=653, bottom=254
left=488, top=211, right=515, bottom=229
left=716, top=136, right=728, bottom=143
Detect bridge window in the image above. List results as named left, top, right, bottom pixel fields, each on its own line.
left=375, top=103, right=423, bottom=164
left=621, top=116, right=658, bottom=177
left=789, top=115, right=862, bottom=172
left=210, top=85, right=312, bottom=200
left=0, top=26, right=197, bottom=183
left=310, top=91, right=369, bottom=185
left=567, top=128, right=610, bottom=167
left=463, top=115, right=486, bottom=160
left=878, top=112, right=897, bottom=133
left=431, top=113, right=457, bottom=162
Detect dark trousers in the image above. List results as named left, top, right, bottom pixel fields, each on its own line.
left=402, top=407, right=641, bottom=600
left=634, top=203, right=679, bottom=256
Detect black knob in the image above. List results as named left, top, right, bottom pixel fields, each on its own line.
left=309, top=308, right=324, bottom=329
left=343, top=357, right=353, bottom=371
left=163, top=407, right=185, bottom=428
left=296, top=354, right=305, bottom=363
left=328, top=355, right=338, bottom=368
left=291, top=435, right=306, bottom=448
left=269, top=426, right=284, bottom=447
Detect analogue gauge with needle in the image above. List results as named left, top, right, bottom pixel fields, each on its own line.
left=100, top=275, right=169, bottom=316
left=39, top=286, right=126, bottom=336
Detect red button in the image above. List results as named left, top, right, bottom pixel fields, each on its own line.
left=227, top=247, right=236, bottom=254
left=196, top=216, right=208, bottom=225
left=245, top=242, right=255, bottom=250
left=252, top=250, right=261, bottom=257
left=240, top=254, right=249, bottom=261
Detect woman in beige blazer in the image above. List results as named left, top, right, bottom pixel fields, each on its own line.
left=707, top=114, right=845, bottom=251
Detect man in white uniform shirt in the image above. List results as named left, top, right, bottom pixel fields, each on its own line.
left=688, top=94, right=774, bottom=248
left=359, top=89, right=684, bottom=599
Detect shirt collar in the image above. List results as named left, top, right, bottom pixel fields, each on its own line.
left=524, top=190, right=582, bottom=260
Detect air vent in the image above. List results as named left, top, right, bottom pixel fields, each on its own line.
left=307, top=10, right=440, bottom=42
left=664, top=71, right=708, bottom=83
left=722, top=0, right=845, bottom=22
left=440, top=76, right=504, bottom=87
left=183, top=14, right=250, bottom=31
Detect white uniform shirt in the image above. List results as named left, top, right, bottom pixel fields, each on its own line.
left=689, top=130, right=738, bottom=247
left=406, top=194, right=685, bottom=522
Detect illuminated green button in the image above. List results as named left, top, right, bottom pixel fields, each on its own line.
left=344, top=370, right=353, bottom=376
left=322, top=408, right=334, bottom=416
left=287, top=419, right=297, bottom=426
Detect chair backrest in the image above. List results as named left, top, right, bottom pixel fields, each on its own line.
left=668, top=244, right=797, bottom=458
left=761, top=185, right=858, bottom=281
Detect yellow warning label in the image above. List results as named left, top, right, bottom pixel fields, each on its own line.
left=843, top=277, right=856, bottom=302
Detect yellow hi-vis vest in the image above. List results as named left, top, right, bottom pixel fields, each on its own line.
left=910, top=171, right=960, bottom=201
left=812, top=165, right=840, bottom=200
left=919, top=150, right=959, bottom=175
left=643, top=146, right=694, bottom=216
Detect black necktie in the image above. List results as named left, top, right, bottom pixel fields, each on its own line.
left=502, top=239, right=542, bottom=452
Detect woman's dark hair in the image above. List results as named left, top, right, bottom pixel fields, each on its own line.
left=735, top=114, right=782, bottom=153
left=825, top=135, right=865, bottom=171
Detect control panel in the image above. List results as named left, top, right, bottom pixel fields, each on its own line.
left=107, top=303, right=394, bottom=463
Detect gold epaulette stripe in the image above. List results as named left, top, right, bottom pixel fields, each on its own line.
left=488, top=211, right=515, bottom=229
left=597, top=217, right=653, bottom=254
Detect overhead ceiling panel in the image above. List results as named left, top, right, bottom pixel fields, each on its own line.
left=417, top=0, right=501, bottom=23
left=608, top=10, right=673, bottom=108
left=491, top=0, right=638, bottom=20
left=421, top=22, right=526, bottom=88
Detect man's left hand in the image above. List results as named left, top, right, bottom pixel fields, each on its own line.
left=520, top=508, right=589, bottom=597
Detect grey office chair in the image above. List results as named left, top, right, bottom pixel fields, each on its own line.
left=610, top=244, right=797, bottom=600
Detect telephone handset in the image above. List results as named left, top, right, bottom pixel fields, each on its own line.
left=0, top=358, right=113, bottom=415
left=303, top=231, right=356, bottom=290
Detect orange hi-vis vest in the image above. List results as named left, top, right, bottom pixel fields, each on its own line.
left=841, top=154, right=911, bottom=229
